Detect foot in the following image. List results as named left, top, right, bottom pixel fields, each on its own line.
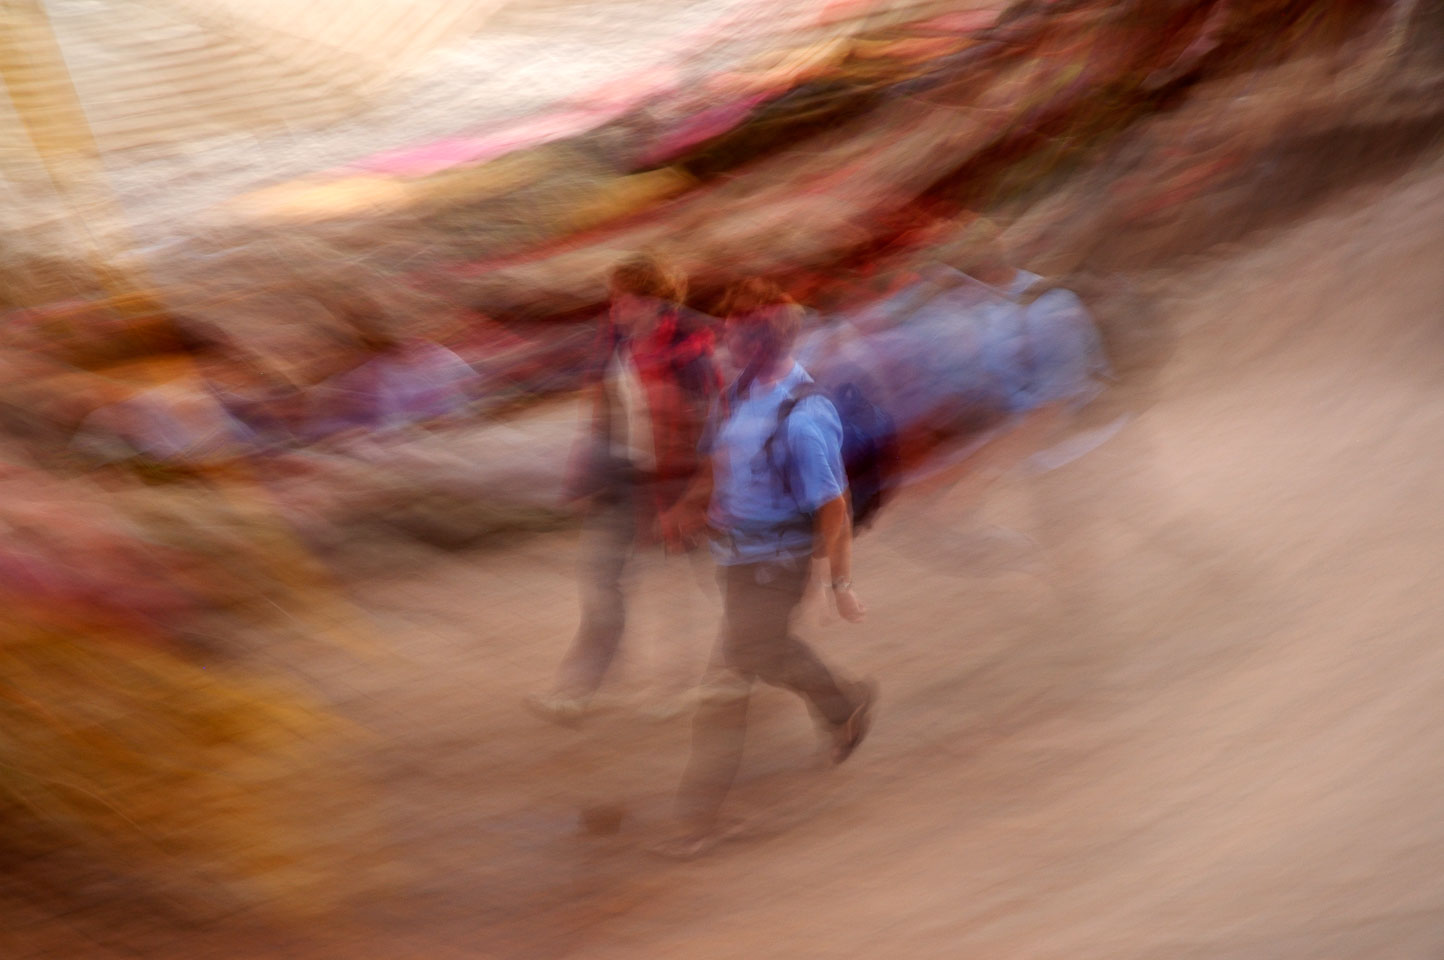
left=647, top=818, right=746, bottom=860
left=524, top=692, right=590, bottom=727
left=830, top=679, right=879, bottom=765
left=636, top=686, right=703, bottom=723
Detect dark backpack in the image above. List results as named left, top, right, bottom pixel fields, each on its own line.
left=758, top=379, right=900, bottom=531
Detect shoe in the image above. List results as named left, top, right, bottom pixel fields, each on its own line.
left=831, top=679, right=879, bottom=765
left=647, top=818, right=746, bottom=860
left=636, top=687, right=701, bottom=723
left=524, top=692, right=590, bottom=727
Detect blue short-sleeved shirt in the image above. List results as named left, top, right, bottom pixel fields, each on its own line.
left=708, top=363, right=846, bottom=565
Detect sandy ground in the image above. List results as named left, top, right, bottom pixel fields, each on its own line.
left=6, top=151, right=1444, bottom=958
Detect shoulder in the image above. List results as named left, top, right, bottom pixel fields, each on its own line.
left=786, top=389, right=842, bottom=442
left=590, top=322, right=622, bottom=360
left=1024, top=286, right=1093, bottom=329
left=793, top=388, right=836, bottom=415
left=674, top=305, right=719, bottom=335
left=1026, top=285, right=1085, bottom=310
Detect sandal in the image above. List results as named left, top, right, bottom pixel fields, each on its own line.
left=647, top=818, right=747, bottom=860
left=524, top=692, right=589, bottom=728
left=831, top=679, right=879, bottom=765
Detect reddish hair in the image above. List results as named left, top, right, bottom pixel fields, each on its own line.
left=720, top=278, right=805, bottom=350
left=609, top=253, right=687, bottom=304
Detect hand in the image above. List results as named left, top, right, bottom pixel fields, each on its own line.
left=833, top=585, right=866, bottom=623
left=659, top=503, right=708, bottom=552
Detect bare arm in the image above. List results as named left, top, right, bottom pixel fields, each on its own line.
left=815, top=494, right=865, bottom=622
left=815, top=494, right=852, bottom=582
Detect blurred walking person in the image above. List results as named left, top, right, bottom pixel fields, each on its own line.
left=528, top=253, right=721, bottom=724
left=657, top=279, right=878, bottom=857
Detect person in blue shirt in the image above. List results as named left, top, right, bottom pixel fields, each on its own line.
left=658, top=279, right=878, bottom=857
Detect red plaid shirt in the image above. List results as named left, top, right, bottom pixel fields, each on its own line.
left=590, top=307, right=721, bottom=512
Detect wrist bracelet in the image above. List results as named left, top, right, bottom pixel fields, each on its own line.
left=831, top=577, right=853, bottom=592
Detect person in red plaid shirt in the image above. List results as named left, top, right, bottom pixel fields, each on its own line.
left=528, top=253, right=721, bottom=725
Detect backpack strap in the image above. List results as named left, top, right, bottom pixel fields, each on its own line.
left=762, top=383, right=821, bottom=511
left=721, top=379, right=741, bottom=419
left=702, top=372, right=749, bottom=458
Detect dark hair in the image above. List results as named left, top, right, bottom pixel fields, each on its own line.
left=609, top=253, right=687, bottom=304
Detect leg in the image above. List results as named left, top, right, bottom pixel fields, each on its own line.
left=722, top=561, right=856, bottom=727
left=642, top=544, right=716, bottom=701
left=552, top=487, right=637, bottom=701
left=672, top=667, right=752, bottom=837
left=667, top=560, right=873, bottom=846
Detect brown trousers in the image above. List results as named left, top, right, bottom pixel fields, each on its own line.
left=675, top=557, right=858, bottom=829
